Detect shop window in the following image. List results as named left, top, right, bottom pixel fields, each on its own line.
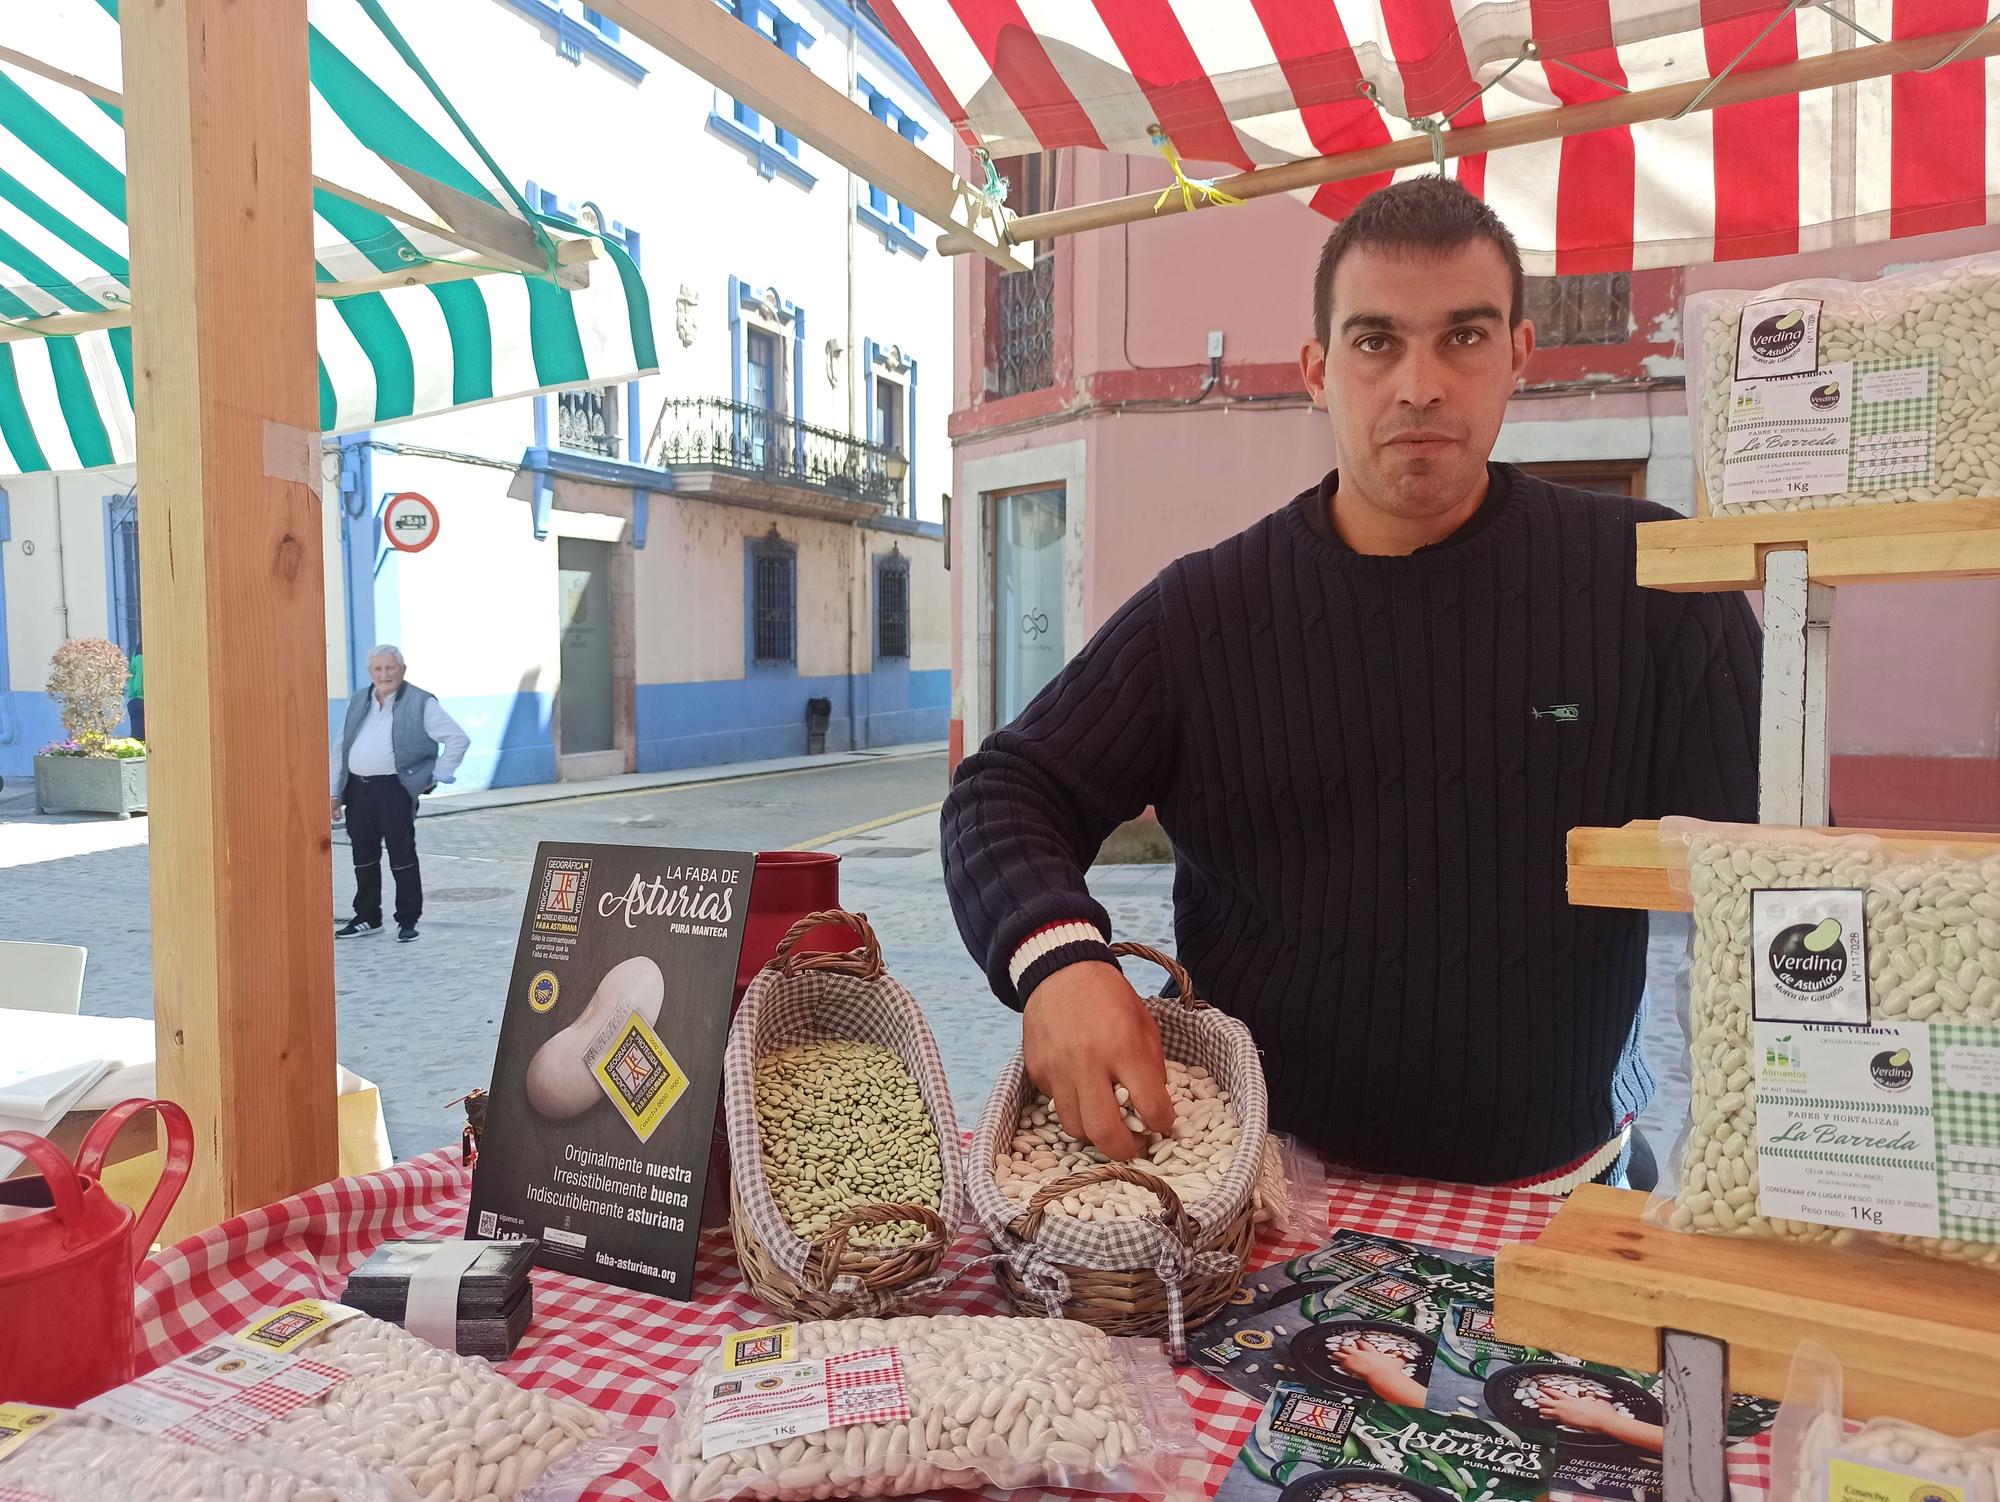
left=877, top=553, right=910, bottom=661
left=751, top=538, right=797, bottom=665
left=1523, top=273, right=1632, bottom=347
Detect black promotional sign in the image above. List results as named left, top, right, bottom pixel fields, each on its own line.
left=466, top=842, right=752, bottom=1299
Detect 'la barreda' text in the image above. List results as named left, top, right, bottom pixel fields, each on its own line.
left=599, top=864, right=742, bottom=935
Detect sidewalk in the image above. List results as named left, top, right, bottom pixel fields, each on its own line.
left=0, top=741, right=947, bottom=869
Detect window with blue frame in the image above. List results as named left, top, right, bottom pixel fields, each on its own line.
left=876, top=551, right=910, bottom=661
left=498, top=0, right=645, bottom=82
left=856, top=78, right=926, bottom=255
left=710, top=0, right=817, bottom=188
left=749, top=534, right=798, bottom=666
left=529, top=187, right=642, bottom=462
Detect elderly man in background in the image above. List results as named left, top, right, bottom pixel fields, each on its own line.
left=331, top=645, right=470, bottom=943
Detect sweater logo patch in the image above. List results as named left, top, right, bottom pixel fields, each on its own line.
left=1531, top=703, right=1582, bottom=723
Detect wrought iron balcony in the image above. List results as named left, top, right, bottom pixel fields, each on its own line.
left=647, top=397, right=906, bottom=507
left=557, top=387, right=622, bottom=458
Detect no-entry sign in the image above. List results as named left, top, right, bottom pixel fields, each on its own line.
left=383, top=492, right=440, bottom=553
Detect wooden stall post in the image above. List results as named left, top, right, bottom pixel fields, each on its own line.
left=122, top=0, right=339, bottom=1236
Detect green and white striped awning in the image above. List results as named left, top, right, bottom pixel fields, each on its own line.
left=0, top=0, right=657, bottom=477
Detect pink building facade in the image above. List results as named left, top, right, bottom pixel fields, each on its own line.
left=947, top=150, right=2000, bottom=831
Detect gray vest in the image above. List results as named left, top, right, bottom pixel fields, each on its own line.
left=336, top=682, right=440, bottom=803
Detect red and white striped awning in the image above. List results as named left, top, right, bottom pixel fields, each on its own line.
left=867, top=0, right=2000, bottom=273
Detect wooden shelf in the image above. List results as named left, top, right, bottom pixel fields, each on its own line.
left=1568, top=820, right=2000, bottom=912
left=1495, top=1185, right=2000, bottom=1430
left=1636, top=497, right=2000, bottom=592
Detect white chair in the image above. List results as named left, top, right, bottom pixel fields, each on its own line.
left=0, top=941, right=88, bottom=1014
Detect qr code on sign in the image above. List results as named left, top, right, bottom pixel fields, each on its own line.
left=477, top=1211, right=498, bottom=1237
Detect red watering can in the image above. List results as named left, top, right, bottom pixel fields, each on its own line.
left=0, top=1098, right=193, bottom=1404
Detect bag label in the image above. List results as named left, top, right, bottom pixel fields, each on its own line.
left=701, top=1347, right=907, bottom=1461
left=237, top=1299, right=365, bottom=1354
left=0, top=1405, right=62, bottom=1462
left=1723, top=367, right=1853, bottom=506
left=720, top=1323, right=797, bottom=1372
left=1735, top=297, right=1823, bottom=378
left=1751, top=888, right=1869, bottom=1025
left=80, top=1342, right=346, bottom=1446
left=1828, top=1449, right=1965, bottom=1502
left=1754, top=1022, right=1940, bottom=1238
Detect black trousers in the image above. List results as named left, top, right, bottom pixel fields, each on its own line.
left=345, top=775, right=422, bottom=926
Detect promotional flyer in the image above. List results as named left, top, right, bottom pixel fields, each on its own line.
left=465, top=843, right=753, bottom=1299
left=1198, top=1230, right=1780, bottom=1502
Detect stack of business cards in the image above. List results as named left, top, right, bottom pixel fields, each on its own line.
left=341, top=1239, right=536, bottom=1360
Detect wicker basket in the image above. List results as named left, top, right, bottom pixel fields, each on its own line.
left=969, top=942, right=1267, bottom=1359
left=725, top=909, right=964, bottom=1319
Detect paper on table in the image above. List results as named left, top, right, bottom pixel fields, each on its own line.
left=0, top=1061, right=112, bottom=1177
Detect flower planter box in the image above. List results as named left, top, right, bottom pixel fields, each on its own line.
left=34, top=754, right=147, bottom=818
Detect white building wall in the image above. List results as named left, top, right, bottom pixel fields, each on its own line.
left=0, top=0, right=955, bottom=780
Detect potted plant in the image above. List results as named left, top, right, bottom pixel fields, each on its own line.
left=34, top=638, right=148, bottom=818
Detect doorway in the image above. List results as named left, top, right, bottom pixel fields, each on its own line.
left=991, top=485, right=1068, bottom=728
left=556, top=536, right=620, bottom=780
left=745, top=325, right=779, bottom=471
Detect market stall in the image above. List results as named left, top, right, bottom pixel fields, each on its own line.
left=7, top=3, right=2000, bottom=1502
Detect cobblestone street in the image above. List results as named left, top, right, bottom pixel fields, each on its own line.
left=0, top=747, right=1688, bottom=1173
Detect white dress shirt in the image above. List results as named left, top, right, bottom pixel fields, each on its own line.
left=332, top=691, right=471, bottom=794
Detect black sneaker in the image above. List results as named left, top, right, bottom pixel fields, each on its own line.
left=336, top=918, right=382, bottom=938
left=397, top=924, right=420, bottom=943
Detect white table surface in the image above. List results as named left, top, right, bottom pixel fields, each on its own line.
left=0, top=1006, right=373, bottom=1112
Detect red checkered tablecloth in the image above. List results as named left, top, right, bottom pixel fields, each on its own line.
left=134, top=1152, right=1775, bottom=1500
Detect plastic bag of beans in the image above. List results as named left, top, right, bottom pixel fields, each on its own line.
left=0, top=1404, right=409, bottom=1502
left=34, top=1301, right=641, bottom=1502
left=1772, top=1341, right=2000, bottom=1502
left=1651, top=819, right=2000, bottom=1271
left=1685, top=249, right=2000, bottom=513
left=654, top=1313, right=1204, bottom=1500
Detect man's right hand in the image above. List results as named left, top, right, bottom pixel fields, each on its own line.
left=1022, top=960, right=1175, bottom=1161
left=330, top=797, right=342, bottom=823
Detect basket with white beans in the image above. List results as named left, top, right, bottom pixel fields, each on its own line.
left=1689, top=249, right=2000, bottom=513
left=1655, top=819, right=2000, bottom=1271
left=969, top=942, right=1272, bottom=1356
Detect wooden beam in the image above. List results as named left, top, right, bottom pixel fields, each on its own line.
left=0, top=240, right=597, bottom=343
left=123, top=0, right=338, bottom=1236
left=1495, top=1185, right=2000, bottom=1432
left=967, top=18, right=2000, bottom=250
left=1568, top=819, right=2000, bottom=912
left=585, top=0, right=1027, bottom=272
left=1636, top=498, right=2000, bottom=591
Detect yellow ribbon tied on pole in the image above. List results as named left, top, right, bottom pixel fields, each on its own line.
left=1149, top=129, right=1246, bottom=214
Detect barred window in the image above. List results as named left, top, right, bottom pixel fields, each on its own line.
left=877, top=557, right=910, bottom=660
left=753, top=550, right=795, bottom=664
left=1523, top=273, right=1632, bottom=347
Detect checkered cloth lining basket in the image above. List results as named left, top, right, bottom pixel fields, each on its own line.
left=725, top=909, right=966, bottom=1318
left=969, top=942, right=1268, bottom=1359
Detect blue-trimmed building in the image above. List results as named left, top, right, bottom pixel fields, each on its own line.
left=0, top=0, right=951, bottom=786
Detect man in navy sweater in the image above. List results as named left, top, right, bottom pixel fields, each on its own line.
left=942, top=178, right=1760, bottom=1192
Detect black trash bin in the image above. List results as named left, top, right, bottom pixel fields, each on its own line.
left=805, top=696, right=832, bottom=755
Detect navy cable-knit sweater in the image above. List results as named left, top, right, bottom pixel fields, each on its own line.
left=942, top=465, right=1762, bottom=1185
